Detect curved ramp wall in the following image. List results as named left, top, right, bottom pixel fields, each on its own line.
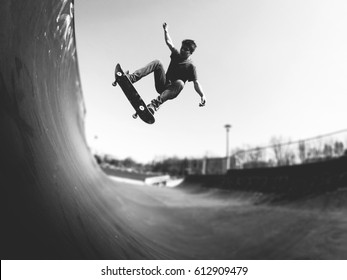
left=0, top=0, right=150, bottom=259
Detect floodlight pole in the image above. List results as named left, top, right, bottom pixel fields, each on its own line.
left=224, top=124, right=231, bottom=171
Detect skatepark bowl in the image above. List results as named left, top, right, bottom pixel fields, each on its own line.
left=1, top=0, right=347, bottom=260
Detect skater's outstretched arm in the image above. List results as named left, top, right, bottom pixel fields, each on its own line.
left=193, top=80, right=206, bottom=107
left=163, top=22, right=174, bottom=51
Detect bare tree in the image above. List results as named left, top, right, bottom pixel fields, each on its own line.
left=247, top=147, right=264, bottom=162
left=334, top=141, right=344, bottom=156
left=323, top=143, right=333, bottom=158
left=270, top=136, right=286, bottom=166
left=298, top=141, right=306, bottom=163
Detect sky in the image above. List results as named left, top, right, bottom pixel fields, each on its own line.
left=74, top=0, right=347, bottom=163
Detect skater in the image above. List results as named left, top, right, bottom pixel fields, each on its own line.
left=114, top=22, right=206, bottom=113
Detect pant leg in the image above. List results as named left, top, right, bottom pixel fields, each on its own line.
left=130, top=60, right=167, bottom=94
left=160, top=80, right=185, bottom=103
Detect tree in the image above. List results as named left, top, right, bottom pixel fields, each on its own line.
left=334, top=141, right=344, bottom=156
left=123, top=157, right=136, bottom=168
left=323, top=143, right=333, bottom=158
left=270, top=136, right=296, bottom=166
left=270, top=136, right=286, bottom=166
left=231, top=148, right=247, bottom=168
left=247, top=147, right=264, bottom=162
left=298, top=141, right=306, bottom=163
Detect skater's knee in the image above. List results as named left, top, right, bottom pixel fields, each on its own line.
left=152, top=59, right=163, bottom=67
left=173, top=79, right=184, bottom=89
left=160, top=90, right=176, bottom=102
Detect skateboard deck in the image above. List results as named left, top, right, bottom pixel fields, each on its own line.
left=113, top=64, right=155, bottom=124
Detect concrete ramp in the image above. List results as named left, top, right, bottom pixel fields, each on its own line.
left=1, top=0, right=347, bottom=259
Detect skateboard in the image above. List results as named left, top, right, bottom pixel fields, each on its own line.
left=113, top=63, right=155, bottom=124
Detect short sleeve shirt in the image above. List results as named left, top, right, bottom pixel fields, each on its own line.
left=166, top=48, right=197, bottom=83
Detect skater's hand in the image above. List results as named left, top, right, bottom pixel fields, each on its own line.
left=194, top=81, right=206, bottom=107
left=163, top=22, right=168, bottom=31
left=199, top=96, right=206, bottom=107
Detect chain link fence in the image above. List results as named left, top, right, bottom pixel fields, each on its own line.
left=231, top=129, right=347, bottom=169
left=188, top=129, right=347, bottom=174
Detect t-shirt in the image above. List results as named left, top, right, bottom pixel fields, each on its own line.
left=166, top=48, right=197, bottom=83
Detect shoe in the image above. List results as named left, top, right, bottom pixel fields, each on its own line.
left=127, top=73, right=135, bottom=83
left=126, top=71, right=137, bottom=83
left=147, top=96, right=162, bottom=115
left=147, top=103, right=156, bottom=115
left=151, top=96, right=162, bottom=109
left=115, top=63, right=136, bottom=83
left=113, top=71, right=135, bottom=87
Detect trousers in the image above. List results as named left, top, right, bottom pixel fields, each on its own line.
left=130, top=60, right=184, bottom=103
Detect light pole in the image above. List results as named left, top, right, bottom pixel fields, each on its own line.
left=224, top=124, right=231, bottom=171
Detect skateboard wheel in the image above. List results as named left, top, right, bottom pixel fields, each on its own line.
left=139, top=105, right=145, bottom=111
left=116, top=72, right=122, bottom=77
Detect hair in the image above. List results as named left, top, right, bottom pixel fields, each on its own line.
left=182, top=39, right=197, bottom=53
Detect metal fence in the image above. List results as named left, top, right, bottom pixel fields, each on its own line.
left=232, top=129, right=347, bottom=169
left=188, top=129, right=347, bottom=174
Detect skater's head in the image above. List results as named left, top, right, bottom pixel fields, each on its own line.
left=180, top=39, right=197, bottom=58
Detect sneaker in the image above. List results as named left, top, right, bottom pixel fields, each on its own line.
left=147, top=103, right=156, bottom=115
left=119, top=70, right=138, bottom=84
left=115, top=63, right=136, bottom=83
left=113, top=70, right=136, bottom=86
left=127, top=72, right=137, bottom=83
left=151, top=96, right=162, bottom=109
